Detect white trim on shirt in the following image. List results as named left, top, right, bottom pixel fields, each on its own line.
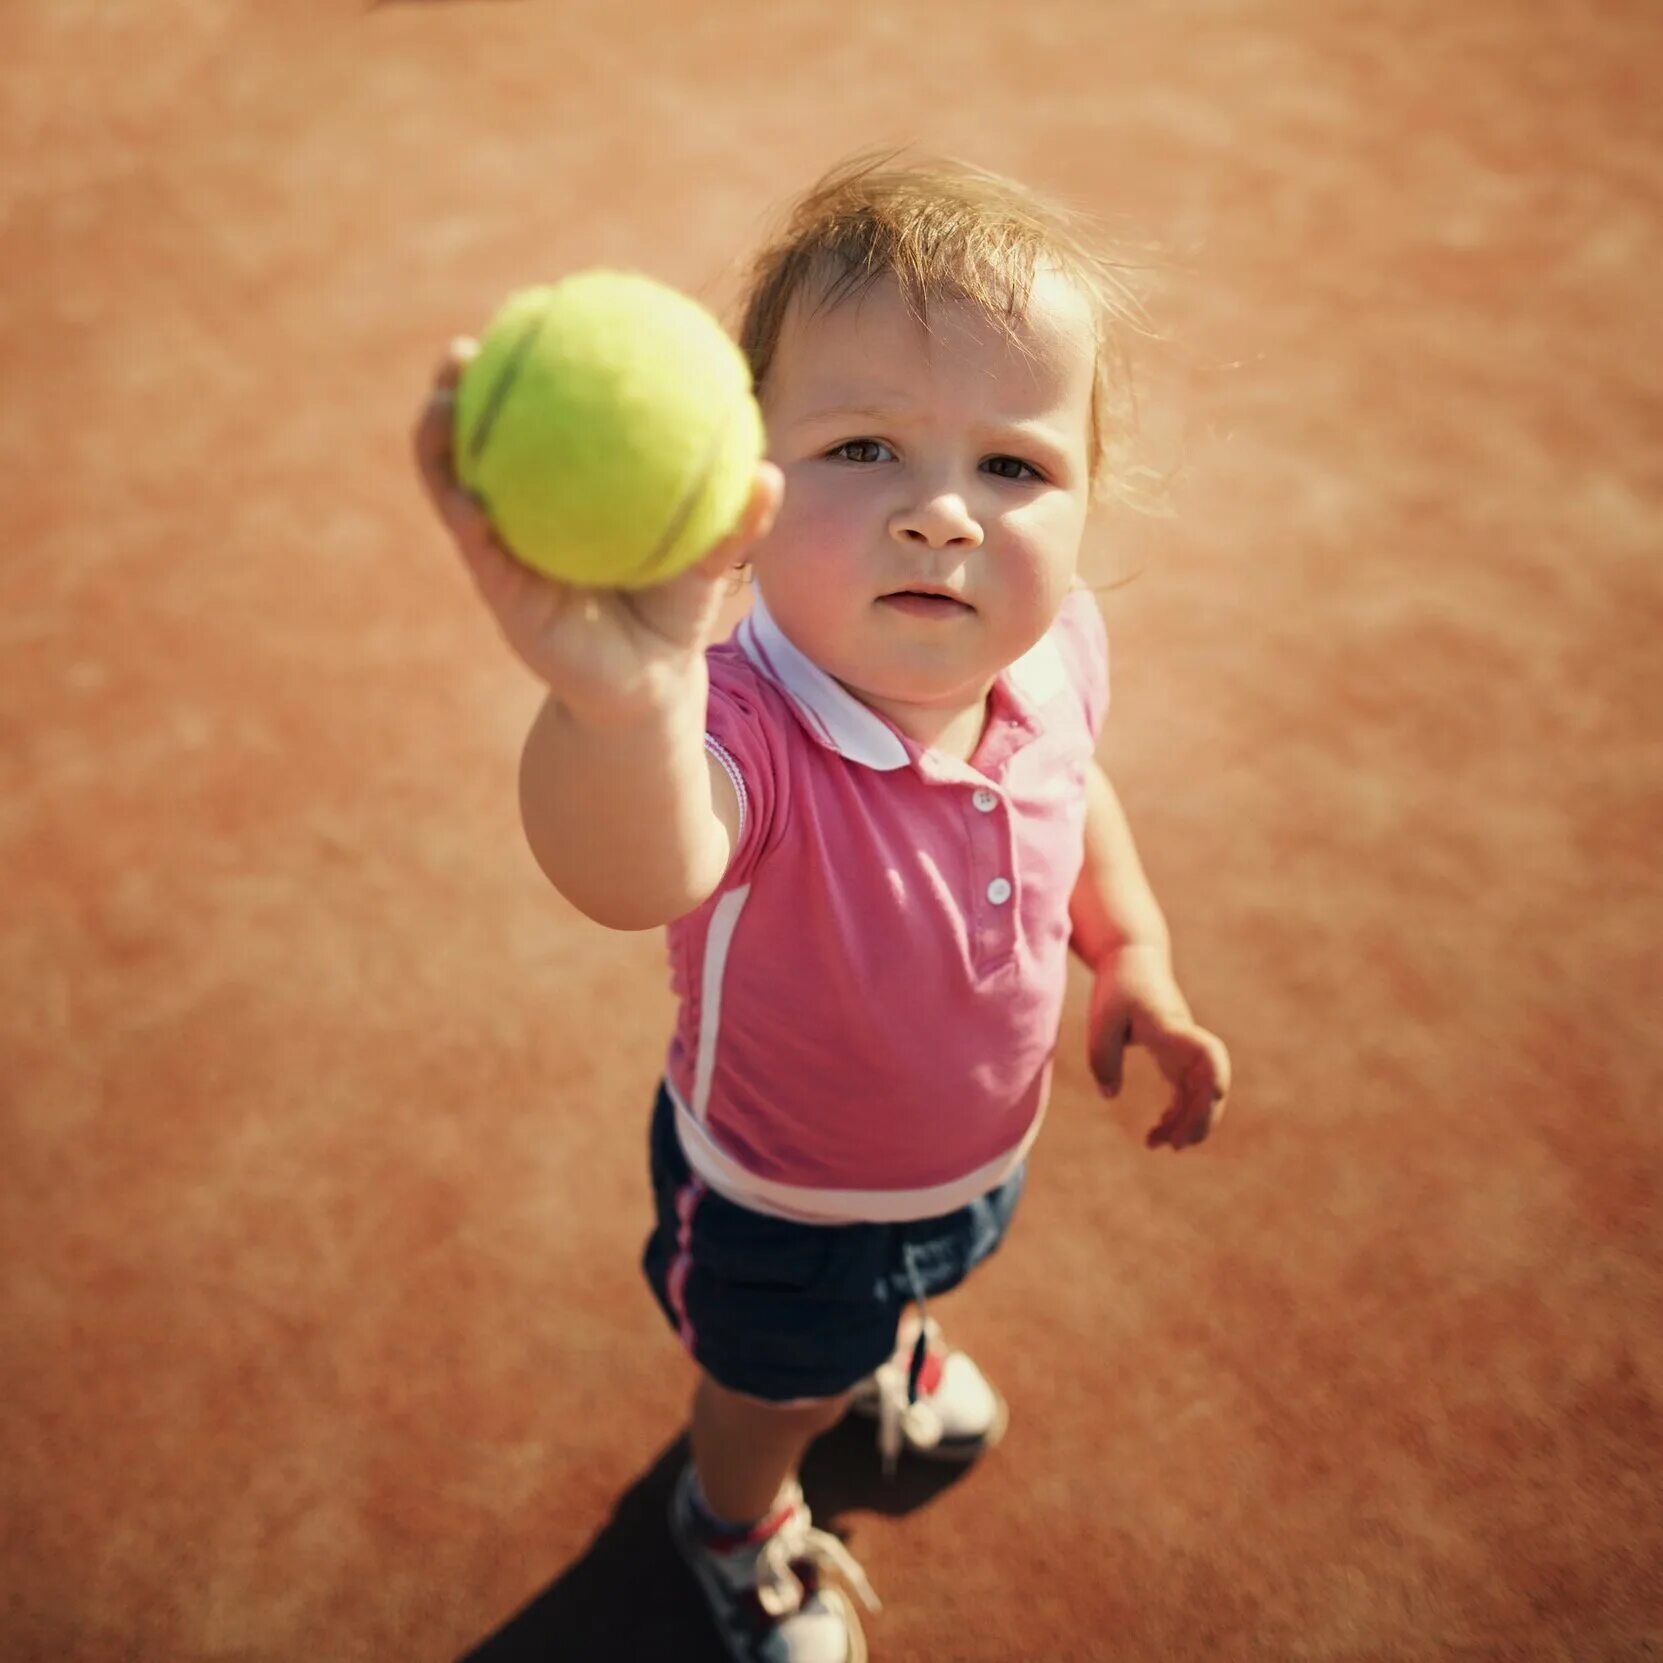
left=691, top=885, right=750, bottom=1124
left=666, top=1075, right=1047, bottom=1224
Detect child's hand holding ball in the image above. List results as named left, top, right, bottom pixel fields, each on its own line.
left=413, top=270, right=781, bottom=722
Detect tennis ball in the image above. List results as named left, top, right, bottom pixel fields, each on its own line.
left=452, top=270, right=765, bottom=589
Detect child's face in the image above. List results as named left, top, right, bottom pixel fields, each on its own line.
left=749, top=269, right=1096, bottom=734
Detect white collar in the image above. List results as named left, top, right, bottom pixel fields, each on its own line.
left=736, top=587, right=1068, bottom=771
left=737, top=591, right=911, bottom=769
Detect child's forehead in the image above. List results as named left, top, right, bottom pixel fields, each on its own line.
left=770, top=269, right=1096, bottom=402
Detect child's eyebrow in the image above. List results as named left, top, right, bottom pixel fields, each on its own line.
left=796, top=399, right=911, bottom=425
left=798, top=400, right=1060, bottom=437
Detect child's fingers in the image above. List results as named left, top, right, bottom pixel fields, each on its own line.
left=737, top=460, right=784, bottom=544
left=413, top=428, right=554, bottom=622
left=692, top=460, right=785, bottom=579
left=1145, top=1101, right=1181, bottom=1148
left=1197, top=1028, right=1233, bottom=1106
left=439, top=335, right=478, bottom=385
left=412, top=338, right=478, bottom=493
left=429, top=472, right=514, bottom=592
left=459, top=516, right=538, bottom=612
left=1145, top=1097, right=1204, bottom=1150
left=1091, top=1015, right=1130, bottom=1099
left=410, top=342, right=536, bottom=599
left=442, top=497, right=576, bottom=631
left=1175, top=1090, right=1224, bottom=1149
left=1147, top=1041, right=1229, bottom=1151
left=748, top=460, right=785, bottom=539
left=412, top=390, right=449, bottom=485
left=413, top=394, right=460, bottom=510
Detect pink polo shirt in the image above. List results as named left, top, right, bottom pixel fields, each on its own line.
left=662, top=585, right=1110, bottom=1224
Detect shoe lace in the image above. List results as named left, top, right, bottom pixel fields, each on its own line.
left=872, top=1316, right=946, bottom=1475
left=755, top=1502, right=883, bottom=1619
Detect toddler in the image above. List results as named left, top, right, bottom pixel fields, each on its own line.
left=415, top=154, right=1231, bottom=1663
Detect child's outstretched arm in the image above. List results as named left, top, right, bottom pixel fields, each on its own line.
left=414, top=341, right=782, bottom=930
left=1069, top=761, right=1232, bottom=1150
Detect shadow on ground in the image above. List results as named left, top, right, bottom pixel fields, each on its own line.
left=459, top=1417, right=971, bottom=1662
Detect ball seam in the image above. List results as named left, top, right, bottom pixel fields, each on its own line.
left=464, top=308, right=551, bottom=468
left=638, top=391, right=741, bottom=581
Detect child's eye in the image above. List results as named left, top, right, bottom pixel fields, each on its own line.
left=829, top=439, right=893, bottom=465
left=984, top=455, right=1042, bottom=482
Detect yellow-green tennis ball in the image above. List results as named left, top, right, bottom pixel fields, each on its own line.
left=453, top=270, right=765, bottom=589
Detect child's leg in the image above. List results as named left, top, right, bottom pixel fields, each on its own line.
left=673, top=1372, right=879, bottom=1662
left=690, top=1371, right=851, bottom=1523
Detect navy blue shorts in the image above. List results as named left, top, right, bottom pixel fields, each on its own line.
left=641, top=1084, right=1026, bottom=1403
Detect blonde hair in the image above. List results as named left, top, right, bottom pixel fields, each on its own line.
left=736, top=149, right=1158, bottom=509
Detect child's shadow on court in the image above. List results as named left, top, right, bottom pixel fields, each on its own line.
left=458, top=1416, right=970, bottom=1663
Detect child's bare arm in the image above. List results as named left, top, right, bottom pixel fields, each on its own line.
left=1067, top=759, right=1174, bottom=972
left=1070, top=761, right=1232, bottom=1149
left=414, top=340, right=778, bottom=929
left=517, top=673, right=741, bottom=929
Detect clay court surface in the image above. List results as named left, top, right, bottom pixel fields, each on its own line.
left=4, top=2, right=1661, bottom=1659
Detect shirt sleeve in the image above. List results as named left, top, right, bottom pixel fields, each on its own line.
left=1051, top=586, right=1112, bottom=741
left=702, top=644, right=793, bottom=887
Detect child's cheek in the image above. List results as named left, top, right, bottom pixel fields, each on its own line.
left=1012, top=498, right=1087, bottom=586
left=788, top=480, right=870, bottom=571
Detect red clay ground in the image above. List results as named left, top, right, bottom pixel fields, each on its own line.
left=4, top=3, right=1660, bottom=1660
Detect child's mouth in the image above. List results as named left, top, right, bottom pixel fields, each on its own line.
left=878, top=590, right=974, bottom=619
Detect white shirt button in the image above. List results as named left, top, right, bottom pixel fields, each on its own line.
left=986, top=877, right=1013, bottom=906
left=972, top=788, right=998, bottom=813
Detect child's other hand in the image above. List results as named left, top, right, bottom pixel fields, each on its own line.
left=1088, top=944, right=1231, bottom=1151
left=412, top=339, right=782, bottom=722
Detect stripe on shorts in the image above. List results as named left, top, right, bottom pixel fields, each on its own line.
left=667, top=1173, right=708, bottom=1352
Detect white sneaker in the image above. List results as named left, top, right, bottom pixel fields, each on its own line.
left=848, top=1314, right=1010, bottom=1475
left=668, top=1463, right=880, bottom=1663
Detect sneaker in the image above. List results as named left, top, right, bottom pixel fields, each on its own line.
left=848, top=1313, right=1010, bottom=1474
left=668, top=1463, right=880, bottom=1663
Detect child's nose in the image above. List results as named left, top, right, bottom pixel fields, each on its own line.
left=889, top=492, right=983, bottom=550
